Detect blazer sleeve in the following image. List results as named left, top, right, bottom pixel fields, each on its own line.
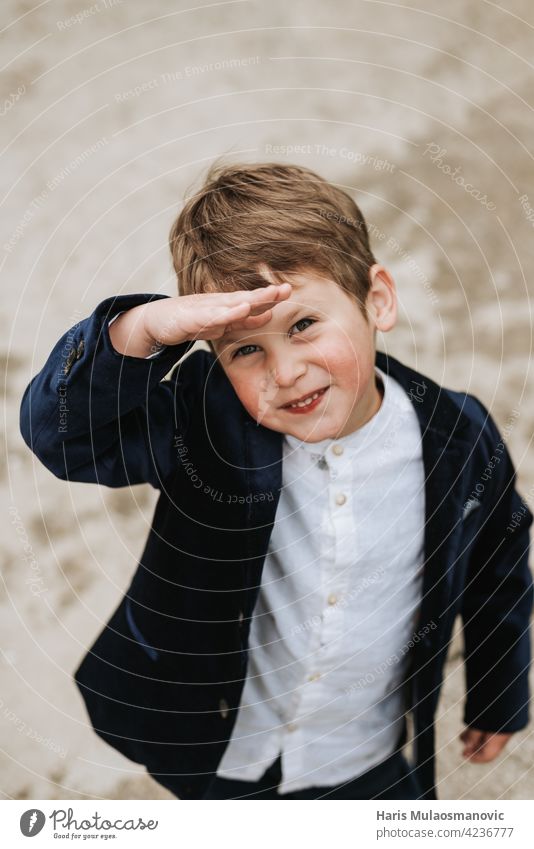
left=19, top=293, right=201, bottom=489
left=461, top=397, right=534, bottom=733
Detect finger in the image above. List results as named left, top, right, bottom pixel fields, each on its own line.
left=248, top=285, right=293, bottom=316
left=203, top=302, right=251, bottom=332
left=460, top=728, right=484, bottom=744
left=248, top=300, right=282, bottom=317
left=223, top=312, right=273, bottom=340
left=246, top=284, right=291, bottom=310
left=244, top=282, right=292, bottom=305
left=198, top=285, right=291, bottom=336
left=459, top=728, right=480, bottom=743
left=220, top=282, right=290, bottom=305
left=251, top=282, right=292, bottom=298
left=230, top=309, right=273, bottom=330
left=219, top=302, right=251, bottom=318
left=469, top=734, right=510, bottom=763
left=461, top=729, right=485, bottom=758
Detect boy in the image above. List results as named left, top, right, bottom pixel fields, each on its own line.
left=20, top=162, right=533, bottom=800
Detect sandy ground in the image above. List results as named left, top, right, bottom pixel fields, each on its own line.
left=2, top=0, right=534, bottom=799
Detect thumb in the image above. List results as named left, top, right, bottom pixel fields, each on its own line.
left=460, top=728, right=485, bottom=757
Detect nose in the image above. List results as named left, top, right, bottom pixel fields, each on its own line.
left=269, top=351, right=307, bottom=388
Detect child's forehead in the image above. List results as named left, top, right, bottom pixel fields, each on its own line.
left=280, top=272, right=343, bottom=310
left=259, top=263, right=331, bottom=292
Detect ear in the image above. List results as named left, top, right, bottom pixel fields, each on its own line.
left=366, top=264, right=397, bottom=332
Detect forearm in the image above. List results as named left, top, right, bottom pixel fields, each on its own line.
left=108, top=303, right=161, bottom=358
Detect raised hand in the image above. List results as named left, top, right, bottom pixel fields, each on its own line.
left=109, top=282, right=292, bottom=358
left=145, top=282, right=293, bottom=346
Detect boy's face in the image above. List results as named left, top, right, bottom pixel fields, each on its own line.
left=212, top=265, right=397, bottom=443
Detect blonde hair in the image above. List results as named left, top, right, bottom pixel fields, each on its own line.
left=169, top=159, right=377, bottom=323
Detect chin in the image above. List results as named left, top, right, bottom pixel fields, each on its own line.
left=300, top=432, right=336, bottom=444
left=290, top=423, right=340, bottom=443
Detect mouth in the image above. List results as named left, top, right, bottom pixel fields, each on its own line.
left=280, top=386, right=329, bottom=414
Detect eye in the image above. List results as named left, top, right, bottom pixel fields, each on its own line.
left=230, top=318, right=316, bottom=360
left=232, top=343, right=260, bottom=359
left=290, top=317, right=316, bottom=335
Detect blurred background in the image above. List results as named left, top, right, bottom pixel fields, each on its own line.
left=2, top=0, right=533, bottom=799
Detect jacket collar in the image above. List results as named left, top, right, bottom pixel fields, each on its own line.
left=374, top=350, right=472, bottom=442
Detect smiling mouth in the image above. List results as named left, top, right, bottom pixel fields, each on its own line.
left=281, top=386, right=329, bottom=410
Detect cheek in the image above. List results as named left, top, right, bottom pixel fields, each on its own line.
left=315, top=338, right=362, bottom=384
left=228, top=375, right=263, bottom=416
left=315, top=337, right=375, bottom=397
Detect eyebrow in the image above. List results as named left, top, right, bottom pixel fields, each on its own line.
left=220, top=305, right=310, bottom=348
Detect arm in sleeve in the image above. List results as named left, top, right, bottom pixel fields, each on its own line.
left=461, top=397, right=534, bottom=732
left=19, top=293, right=201, bottom=489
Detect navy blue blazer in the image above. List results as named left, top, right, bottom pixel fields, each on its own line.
left=20, top=293, right=533, bottom=800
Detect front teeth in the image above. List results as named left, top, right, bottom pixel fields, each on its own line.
left=290, top=390, right=321, bottom=408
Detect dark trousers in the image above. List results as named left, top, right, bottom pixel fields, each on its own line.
left=201, top=748, right=423, bottom=800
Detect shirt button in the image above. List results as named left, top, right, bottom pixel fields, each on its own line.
left=327, top=593, right=338, bottom=605
left=286, top=723, right=298, bottom=732
left=332, top=444, right=343, bottom=456
left=219, top=698, right=229, bottom=719
left=335, top=493, right=347, bottom=506
left=308, top=672, right=321, bottom=682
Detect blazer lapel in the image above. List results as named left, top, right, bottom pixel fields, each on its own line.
left=417, top=430, right=473, bottom=638
left=375, top=352, right=474, bottom=646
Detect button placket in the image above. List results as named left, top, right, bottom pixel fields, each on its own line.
left=321, top=449, right=352, bottom=649
left=330, top=442, right=348, bottom=508
left=291, top=475, right=334, bottom=722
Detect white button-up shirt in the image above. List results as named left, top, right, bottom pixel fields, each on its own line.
left=217, top=366, right=426, bottom=794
